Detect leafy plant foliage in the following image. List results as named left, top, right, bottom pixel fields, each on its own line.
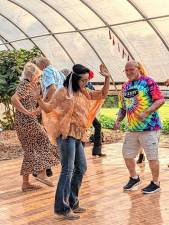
left=0, top=47, right=42, bottom=129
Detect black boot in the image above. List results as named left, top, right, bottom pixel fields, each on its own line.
left=98, top=153, right=106, bottom=157
left=92, top=146, right=106, bottom=157
left=92, top=118, right=106, bottom=156
left=136, top=153, right=145, bottom=164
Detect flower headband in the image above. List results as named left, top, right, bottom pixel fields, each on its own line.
left=88, top=70, right=94, bottom=79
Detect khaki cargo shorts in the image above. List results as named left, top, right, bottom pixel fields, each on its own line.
left=122, top=130, right=160, bottom=160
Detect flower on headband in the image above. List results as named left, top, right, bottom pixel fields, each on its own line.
left=89, top=70, right=94, bottom=80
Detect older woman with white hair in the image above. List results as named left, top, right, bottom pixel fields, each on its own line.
left=11, top=62, right=60, bottom=192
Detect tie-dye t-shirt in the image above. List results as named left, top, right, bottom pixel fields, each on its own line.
left=119, top=76, right=164, bottom=132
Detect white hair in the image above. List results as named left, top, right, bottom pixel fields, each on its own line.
left=61, top=68, right=71, bottom=77
left=20, top=62, right=41, bottom=81
left=36, top=57, right=51, bottom=68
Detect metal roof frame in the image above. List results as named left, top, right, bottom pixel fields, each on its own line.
left=0, top=12, right=45, bottom=55
left=39, top=0, right=104, bottom=64
left=0, top=35, right=15, bottom=50
left=0, top=0, right=168, bottom=65
left=80, top=0, right=135, bottom=59
left=127, top=0, right=169, bottom=51
left=8, top=0, right=75, bottom=63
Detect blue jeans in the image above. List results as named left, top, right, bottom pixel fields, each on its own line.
left=54, top=137, right=87, bottom=214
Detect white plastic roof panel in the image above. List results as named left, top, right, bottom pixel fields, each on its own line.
left=0, top=0, right=169, bottom=83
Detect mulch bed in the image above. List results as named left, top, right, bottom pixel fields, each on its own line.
left=0, top=129, right=124, bottom=160
left=1, top=129, right=169, bottom=161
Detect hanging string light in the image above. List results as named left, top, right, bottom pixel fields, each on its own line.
left=109, top=30, right=112, bottom=39
left=112, top=36, right=115, bottom=45
left=108, top=29, right=131, bottom=62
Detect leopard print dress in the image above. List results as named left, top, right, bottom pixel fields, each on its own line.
left=14, top=79, right=60, bottom=176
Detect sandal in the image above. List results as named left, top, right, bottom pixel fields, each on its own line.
left=36, top=177, right=54, bottom=187
left=22, top=184, right=42, bottom=192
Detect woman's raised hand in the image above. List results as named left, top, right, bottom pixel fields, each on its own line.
left=165, top=79, right=169, bottom=87
left=99, top=64, right=110, bottom=78
left=29, top=83, right=41, bottom=100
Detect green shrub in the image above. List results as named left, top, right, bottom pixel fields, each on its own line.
left=98, top=114, right=127, bottom=130
left=102, top=96, right=119, bottom=108
left=98, top=114, right=169, bottom=133
left=0, top=47, right=42, bottom=129
left=98, top=114, right=115, bottom=129
left=162, top=120, right=169, bottom=134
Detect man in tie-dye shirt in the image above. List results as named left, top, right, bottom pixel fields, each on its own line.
left=114, top=61, right=165, bottom=194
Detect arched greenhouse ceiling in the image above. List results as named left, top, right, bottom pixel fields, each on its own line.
left=0, top=0, right=169, bottom=83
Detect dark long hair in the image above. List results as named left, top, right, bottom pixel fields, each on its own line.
left=64, top=64, right=89, bottom=92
